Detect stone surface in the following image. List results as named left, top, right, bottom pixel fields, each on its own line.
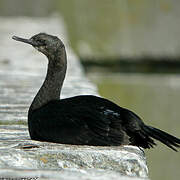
left=0, top=125, right=148, bottom=179
left=0, top=169, right=147, bottom=180
left=0, top=16, right=149, bottom=179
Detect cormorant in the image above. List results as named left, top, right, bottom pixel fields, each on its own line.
left=12, top=33, right=180, bottom=151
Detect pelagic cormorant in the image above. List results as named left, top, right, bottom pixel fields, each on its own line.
left=12, top=33, right=180, bottom=151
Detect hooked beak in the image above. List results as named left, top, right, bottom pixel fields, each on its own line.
left=12, top=36, right=38, bottom=46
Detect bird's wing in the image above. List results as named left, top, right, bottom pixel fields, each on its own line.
left=67, top=105, right=128, bottom=145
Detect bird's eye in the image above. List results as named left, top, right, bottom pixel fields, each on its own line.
left=36, top=39, right=46, bottom=46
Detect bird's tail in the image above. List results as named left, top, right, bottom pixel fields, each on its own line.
left=142, top=125, right=180, bottom=151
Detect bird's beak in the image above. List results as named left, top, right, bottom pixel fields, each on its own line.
left=12, top=36, right=37, bottom=46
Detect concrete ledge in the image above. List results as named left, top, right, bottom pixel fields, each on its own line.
left=0, top=125, right=148, bottom=179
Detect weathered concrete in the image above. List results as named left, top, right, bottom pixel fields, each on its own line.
left=0, top=16, right=149, bottom=179
left=0, top=125, right=148, bottom=179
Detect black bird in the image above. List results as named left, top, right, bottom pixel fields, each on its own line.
left=12, top=33, right=180, bottom=151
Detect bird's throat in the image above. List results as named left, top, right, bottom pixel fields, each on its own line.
left=29, top=48, right=67, bottom=112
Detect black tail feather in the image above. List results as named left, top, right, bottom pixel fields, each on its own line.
left=142, top=125, right=180, bottom=151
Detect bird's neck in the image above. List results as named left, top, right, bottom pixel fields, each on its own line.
left=29, top=47, right=67, bottom=112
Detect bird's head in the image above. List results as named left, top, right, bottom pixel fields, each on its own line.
left=12, top=33, right=65, bottom=57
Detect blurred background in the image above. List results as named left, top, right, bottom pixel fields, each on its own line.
left=0, top=0, right=180, bottom=179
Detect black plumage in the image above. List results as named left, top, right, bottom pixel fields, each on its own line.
left=13, top=33, right=180, bottom=151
